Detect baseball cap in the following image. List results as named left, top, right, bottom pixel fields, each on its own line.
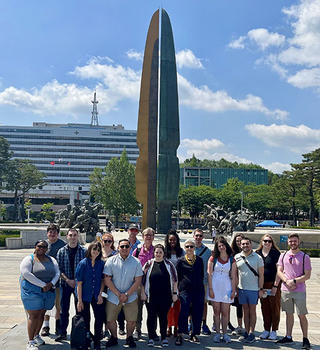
left=128, top=223, right=139, bottom=231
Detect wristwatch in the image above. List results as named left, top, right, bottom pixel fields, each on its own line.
left=125, top=292, right=129, bottom=297
left=259, top=288, right=263, bottom=291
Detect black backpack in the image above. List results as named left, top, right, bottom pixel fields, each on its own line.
left=70, top=314, right=88, bottom=349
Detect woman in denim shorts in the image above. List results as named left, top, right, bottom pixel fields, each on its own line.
left=20, top=240, right=60, bottom=350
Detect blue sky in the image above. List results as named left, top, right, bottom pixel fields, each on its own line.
left=0, top=0, right=320, bottom=173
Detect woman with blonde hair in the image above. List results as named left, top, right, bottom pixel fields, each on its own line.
left=255, top=234, right=281, bottom=340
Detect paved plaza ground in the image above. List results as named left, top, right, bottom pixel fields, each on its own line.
left=0, top=231, right=319, bottom=349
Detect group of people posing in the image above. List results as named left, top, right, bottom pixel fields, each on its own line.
left=20, top=223, right=312, bottom=350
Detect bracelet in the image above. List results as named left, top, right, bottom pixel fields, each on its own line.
left=173, top=292, right=178, bottom=295
left=273, top=285, right=278, bottom=288
left=259, top=288, right=263, bottom=291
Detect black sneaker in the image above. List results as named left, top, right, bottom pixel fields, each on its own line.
left=119, top=329, right=126, bottom=336
left=55, top=319, right=61, bottom=335
left=105, top=336, right=118, bottom=347
left=55, top=334, right=67, bottom=342
left=133, top=330, right=141, bottom=341
left=125, top=336, right=136, bottom=348
left=276, top=336, right=294, bottom=344
left=41, top=327, right=50, bottom=337
left=302, top=337, right=311, bottom=350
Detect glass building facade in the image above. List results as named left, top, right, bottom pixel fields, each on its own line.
left=0, top=122, right=139, bottom=190
left=180, top=167, right=268, bottom=188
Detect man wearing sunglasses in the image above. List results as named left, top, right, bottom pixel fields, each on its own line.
left=193, top=228, right=212, bottom=335
left=277, top=233, right=311, bottom=349
left=104, top=238, right=143, bottom=348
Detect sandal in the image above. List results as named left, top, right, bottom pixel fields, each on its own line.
left=175, top=335, right=183, bottom=346
left=166, top=328, right=172, bottom=337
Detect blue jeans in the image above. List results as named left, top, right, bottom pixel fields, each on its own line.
left=60, top=284, right=78, bottom=336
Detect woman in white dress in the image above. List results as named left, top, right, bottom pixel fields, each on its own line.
left=208, top=236, right=237, bottom=343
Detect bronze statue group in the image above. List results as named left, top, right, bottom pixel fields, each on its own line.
left=20, top=224, right=312, bottom=350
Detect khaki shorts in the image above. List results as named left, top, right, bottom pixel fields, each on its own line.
left=107, top=299, right=138, bottom=322
left=281, top=291, right=308, bottom=315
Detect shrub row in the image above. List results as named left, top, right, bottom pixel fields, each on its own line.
left=0, top=230, right=20, bottom=235
left=301, top=248, right=320, bottom=257
left=0, top=234, right=20, bottom=246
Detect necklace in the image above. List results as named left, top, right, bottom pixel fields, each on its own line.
left=185, top=254, right=196, bottom=265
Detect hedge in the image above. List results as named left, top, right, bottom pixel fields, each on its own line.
left=0, top=230, right=20, bottom=235
left=301, top=248, right=320, bottom=257
left=0, top=234, right=20, bottom=246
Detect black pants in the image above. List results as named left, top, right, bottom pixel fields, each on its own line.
left=146, top=299, right=171, bottom=340
left=118, top=308, right=125, bottom=330
left=60, top=284, right=78, bottom=336
left=178, top=292, right=204, bottom=335
left=80, top=297, right=104, bottom=345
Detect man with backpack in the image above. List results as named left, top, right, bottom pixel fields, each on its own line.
left=276, top=233, right=312, bottom=349
left=235, top=237, right=264, bottom=343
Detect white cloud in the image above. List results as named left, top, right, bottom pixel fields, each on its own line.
left=287, top=67, right=320, bottom=88
left=245, top=123, right=320, bottom=153
left=248, top=28, right=285, bottom=50
left=228, top=36, right=246, bottom=49
left=178, top=137, right=252, bottom=164
left=261, top=162, right=291, bottom=174
left=228, top=29, right=285, bottom=51
left=176, top=49, right=203, bottom=69
left=178, top=74, right=288, bottom=120
left=259, top=54, right=288, bottom=79
left=126, top=49, right=143, bottom=61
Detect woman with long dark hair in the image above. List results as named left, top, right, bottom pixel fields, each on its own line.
left=164, top=230, right=184, bottom=337
left=76, top=241, right=105, bottom=350
left=208, top=236, right=236, bottom=343
left=256, top=234, right=281, bottom=340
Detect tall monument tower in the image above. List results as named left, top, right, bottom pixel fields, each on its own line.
left=91, top=91, right=99, bottom=126
left=136, top=9, right=180, bottom=233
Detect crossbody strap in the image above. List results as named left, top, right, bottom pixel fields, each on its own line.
left=241, top=256, right=259, bottom=277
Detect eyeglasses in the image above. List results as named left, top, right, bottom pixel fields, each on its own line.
left=37, top=245, right=47, bottom=249
left=92, top=247, right=101, bottom=251
left=185, top=245, right=195, bottom=248
left=144, top=234, right=153, bottom=237
left=194, top=235, right=203, bottom=238
left=263, top=240, right=272, bottom=243
left=103, top=240, right=113, bottom=244
left=119, top=245, right=130, bottom=249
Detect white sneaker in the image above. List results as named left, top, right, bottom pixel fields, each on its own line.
left=268, top=331, right=277, bottom=340
left=259, top=330, right=270, bottom=339
left=34, top=334, right=45, bottom=345
left=223, top=333, right=231, bottom=343
left=26, top=341, right=38, bottom=350
left=213, top=333, right=221, bottom=343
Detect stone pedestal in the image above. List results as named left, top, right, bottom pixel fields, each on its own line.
left=5, top=237, right=22, bottom=249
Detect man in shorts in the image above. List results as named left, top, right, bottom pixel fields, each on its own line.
left=104, top=238, right=143, bottom=348
left=277, top=233, right=312, bottom=349
left=235, top=237, right=264, bottom=343
left=41, top=223, right=65, bottom=336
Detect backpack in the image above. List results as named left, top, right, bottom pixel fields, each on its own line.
left=70, top=314, right=88, bottom=349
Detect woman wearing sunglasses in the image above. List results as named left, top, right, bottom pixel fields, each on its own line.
left=20, top=240, right=60, bottom=350
left=76, top=242, right=105, bottom=350
left=102, top=233, right=117, bottom=260
left=175, top=239, right=204, bottom=345
left=256, top=234, right=281, bottom=340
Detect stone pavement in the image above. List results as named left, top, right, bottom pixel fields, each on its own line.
left=0, top=231, right=319, bottom=349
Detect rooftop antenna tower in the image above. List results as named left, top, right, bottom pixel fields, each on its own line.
left=91, top=91, right=99, bottom=126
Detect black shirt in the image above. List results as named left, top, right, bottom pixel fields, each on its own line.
left=149, top=261, right=171, bottom=302
left=176, top=256, right=204, bottom=295
left=68, top=245, right=78, bottom=279
left=256, top=248, right=280, bottom=282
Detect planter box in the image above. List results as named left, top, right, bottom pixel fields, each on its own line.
left=6, top=237, right=23, bottom=249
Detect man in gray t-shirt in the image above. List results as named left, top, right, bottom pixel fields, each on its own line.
left=41, top=224, right=65, bottom=337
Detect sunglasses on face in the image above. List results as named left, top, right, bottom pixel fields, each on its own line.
left=185, top=245, right=194, bottom=248
left=92, top=247, right=101, bottom=252
left=195, top=235, right=203, bottom=238
left=37, top=245, right=47, bottom=249
left=119, top=245, right=130, bottom=249
left=103, top=240, right=113, bottom=244
left=263, top=240, right=272, bottom=243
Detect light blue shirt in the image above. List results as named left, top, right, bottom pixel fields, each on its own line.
left=103, top=253, right=143, bottom=305
left=195, top=244, right=211, bottom=285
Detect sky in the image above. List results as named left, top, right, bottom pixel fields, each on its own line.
left=0, top=0, right=320, bottom=174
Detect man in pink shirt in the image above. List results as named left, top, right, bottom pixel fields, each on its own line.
left=132, top=227, right=155, bottom=340
left=277, top=233, right=312, bottom=349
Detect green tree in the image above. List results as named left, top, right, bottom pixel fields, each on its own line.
left=217, top=178, right=245, bottom=211
left=291, top=149, right=320, bottom=226
left=41, top=202, right=55, bottom=222
left=5, top=159, right=45, bottom=221
left=0, top=137, right=12, bottom=187
left=90, top=149, right=138, bottom=226
left=0, top=201, right=6, bottom=221
left=244, top=184, right=272, bottom=217
left=179, top=185, right=218, bottom=220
